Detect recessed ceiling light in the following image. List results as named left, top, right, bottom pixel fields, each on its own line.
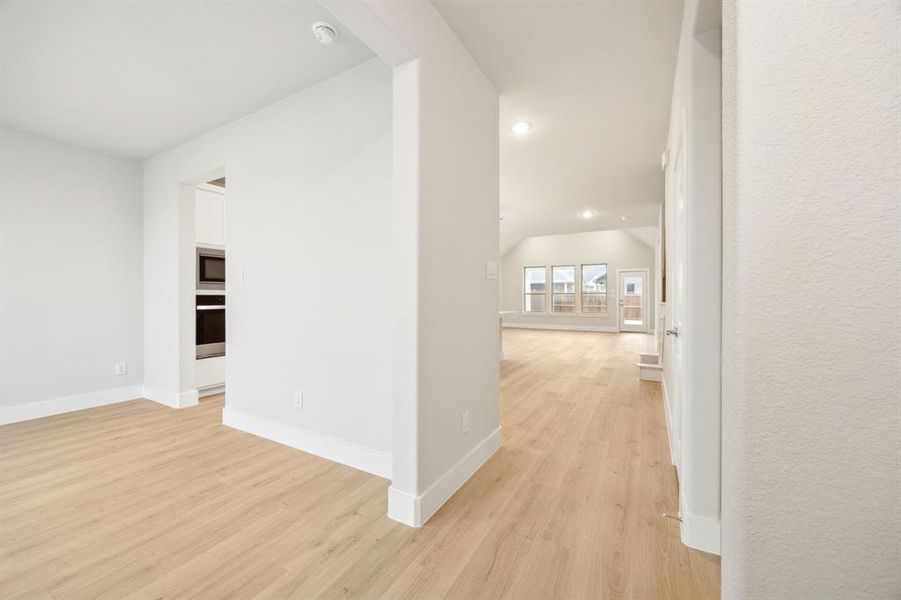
left=581, top=210, right=594, bottom=219
left=509, top=121, right=533, bottom=136
left=312, top=22, right=338, bottom=45
left=620, top=215, right=628, bottom=221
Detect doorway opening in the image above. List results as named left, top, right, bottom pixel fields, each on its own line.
left=193, top=177, right=226, bottom=399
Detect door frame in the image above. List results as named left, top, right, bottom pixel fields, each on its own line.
left=616, top=268, right=650, bottom=333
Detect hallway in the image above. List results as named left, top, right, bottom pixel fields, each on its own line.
left=0, top=330, right=719, bottom=599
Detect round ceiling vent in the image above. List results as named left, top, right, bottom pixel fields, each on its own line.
left=312, top=22, right=338, bottom=45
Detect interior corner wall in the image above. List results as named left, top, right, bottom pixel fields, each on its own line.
left=500, top=229, right=656, bottom=331
left=722, top=1, right=900, bottom=598
left=143, top=58, right=394, bottom=465
left=0, top=127, right=144, bottom=422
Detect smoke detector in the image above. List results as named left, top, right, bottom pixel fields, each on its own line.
left=312, top=22, right=338, bottom=45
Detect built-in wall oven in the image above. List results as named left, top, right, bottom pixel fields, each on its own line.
left=197, top=247, right=225, bottom=290
left=196, top=294, right=225, bottom=359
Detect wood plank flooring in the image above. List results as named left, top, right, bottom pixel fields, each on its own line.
left=0, top=329, right=719, bottom=599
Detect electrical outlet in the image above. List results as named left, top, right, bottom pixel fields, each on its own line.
left=462, top=410, right=471, bottom=435
left=294, top=390, right=303, bottom=409
left=115, top=362, right=127, bottom=376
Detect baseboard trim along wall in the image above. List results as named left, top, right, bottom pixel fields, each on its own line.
left=198, top=384, right=225, bottom=398
left=661, top=377, right=679, bottom=472
left=681, top=507, right=721, bottom=555
left=503, top=322, right=619, bottom=333
left=143, top=386, right=199, bottom=409
left=388, top=426, right=502, bottom=527
left=222, top=406, right=392, bottom=479
left=0, top=385, right=145, bottom=425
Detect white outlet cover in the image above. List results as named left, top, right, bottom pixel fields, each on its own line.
left=115, top=362, right=127, bottom=376
left=294, top=390, right=303, bottom=409
left=462, top=410, right=471, bottom=434
left=486, top=260, right=498, bottom=280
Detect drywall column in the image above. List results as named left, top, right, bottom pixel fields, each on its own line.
left=722, top=1, right=900, bottom=598
left=323, top=1, right=501, bottom=526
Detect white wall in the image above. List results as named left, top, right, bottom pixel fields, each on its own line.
left=722, top=1, right=900, bottom=598
left=0, top=128, right=143, bottom=422
left=501, top=229, right=656, bottom=331
left=323, top=1, right=500, bottom=526
left=143, top=59, right=394, bottom=466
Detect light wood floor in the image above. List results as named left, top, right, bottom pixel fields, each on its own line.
left=0, top=329, right=719, bottom=599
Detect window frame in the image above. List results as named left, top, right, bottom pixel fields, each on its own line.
left=550, top=264, right=577, bottom=314
left=580, top=263, right=609, bottom=315
left=522, top=266, right=548, bottom=314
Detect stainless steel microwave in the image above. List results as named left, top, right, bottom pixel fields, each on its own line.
left=196, top=247, right=225, bottom=290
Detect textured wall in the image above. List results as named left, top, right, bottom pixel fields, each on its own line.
left=722, top=1, right=900, bottom=598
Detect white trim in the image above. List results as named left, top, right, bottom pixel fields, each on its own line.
left=198, top=384, right=225, bottom=398
left=143, top=386, right=199, bottom=409
left=662, top=377, right=679, bottom=471
left=681, top=507, right=721, bottom=555
left=522, top=265, right=548, bottom=315
left=387, top=487, right=421, bottom=526
left=638, top=363, right=663, bottom=382
left=503, top=322, right=619, bottom=333
left=222, top=407, right=391, bottom=478
left=549, top=264, right=576, bottom=314
left=195, top=182, right=225, bottom=195
left=389, top=426, right=502, bottom=527
left=617, top=268, right=651, bottom=333
left=0, top=385, right=144, bottom=425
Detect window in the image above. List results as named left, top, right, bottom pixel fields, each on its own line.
left=581, top=264, right=608, bottom=313
left=523, top=267, right=546, bottom=313
left=552, top=266, right=576, bottom=313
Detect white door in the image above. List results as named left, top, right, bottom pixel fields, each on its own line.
left=668, top=126, right=687, bottom=473
left=618, top=270, right=648, bottom=332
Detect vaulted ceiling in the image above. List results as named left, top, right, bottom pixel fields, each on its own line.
left=433, top=0, right=682, bottom=254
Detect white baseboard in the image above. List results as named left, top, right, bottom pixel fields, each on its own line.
left=661, top=377, right=679, bottom=471
left=681, top=508, right=721, bottom=555
left=638, top=363, right=663, bottom=381
left=143, top=386, right=199, bottom=409
left=388, top=426, right=502, bottom=527
left=0, top=385, right=144, bottom=425
left=198, top=384, right=225, bottom=398
left=222, top=406, right=391, bottom=479
left=503, top=322, right=619, bottom=333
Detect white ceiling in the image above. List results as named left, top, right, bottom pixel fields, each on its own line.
left=0, top=1, right=374, bottom=158
left=433, top=0, right=683, bottom=254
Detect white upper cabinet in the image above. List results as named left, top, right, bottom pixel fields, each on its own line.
left=195, top=188, right=224, bottom=246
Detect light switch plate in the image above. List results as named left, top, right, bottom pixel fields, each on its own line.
left=486, top=260, right=498, bottom=280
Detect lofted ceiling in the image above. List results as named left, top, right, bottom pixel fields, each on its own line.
left=433, top=0, right=682, bottom=255
left=0, top=1, right=374, bottom=158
